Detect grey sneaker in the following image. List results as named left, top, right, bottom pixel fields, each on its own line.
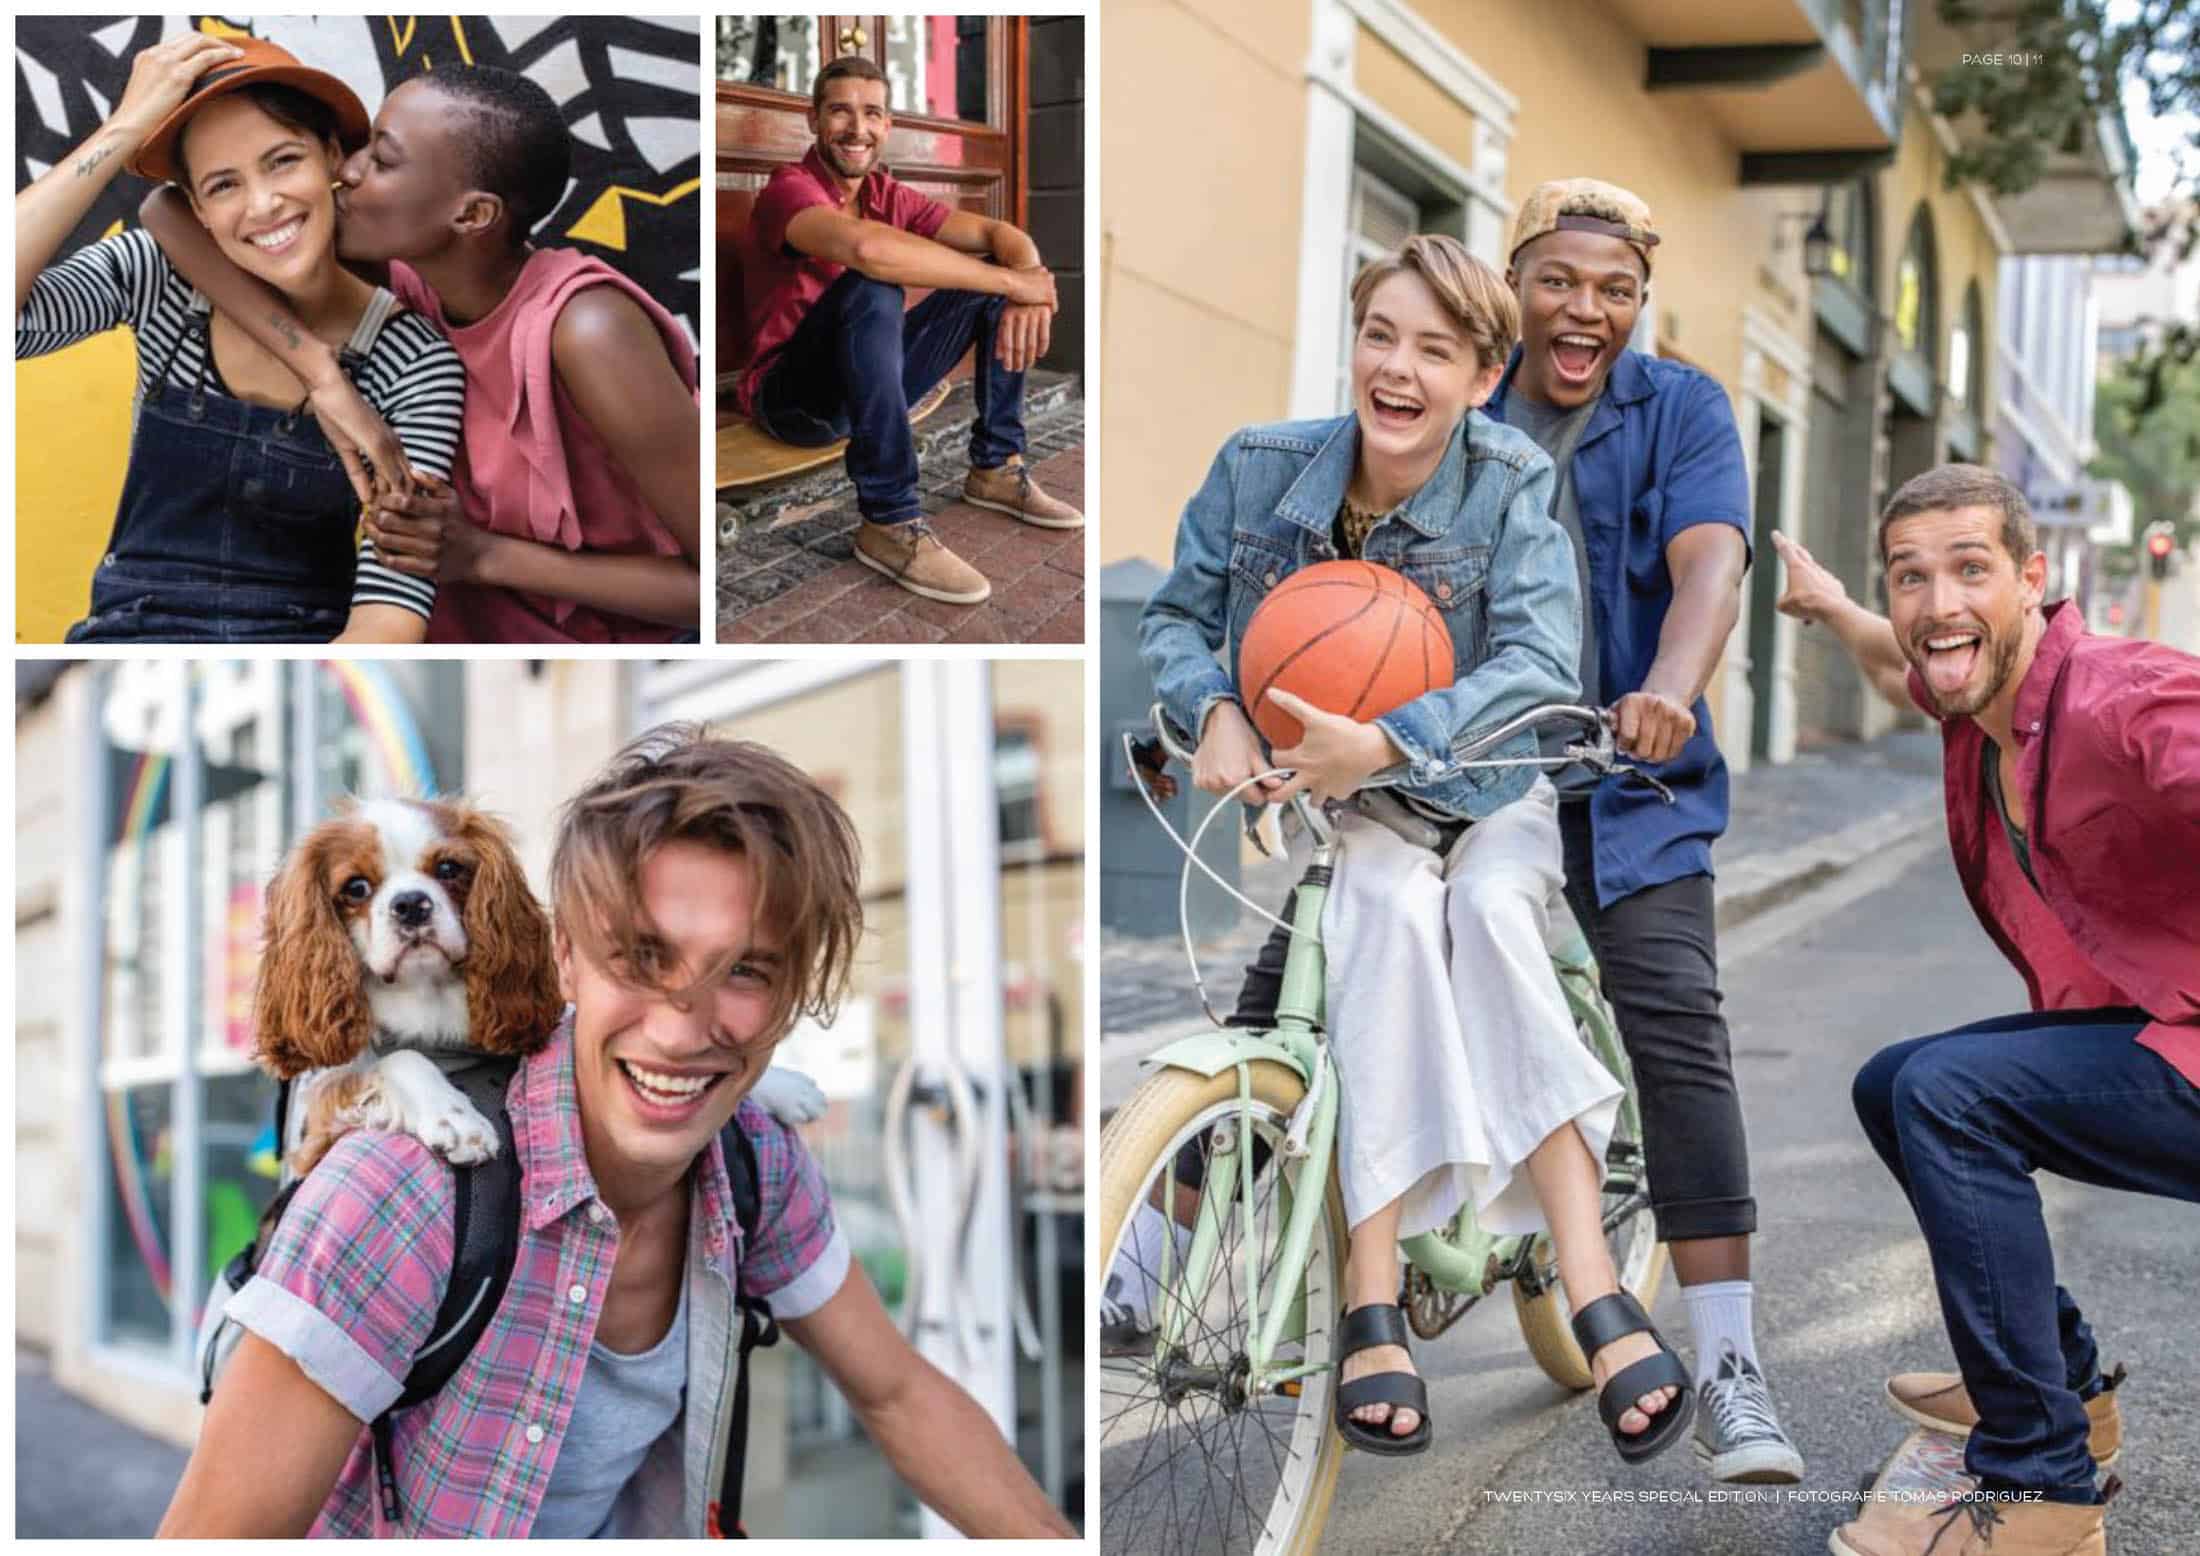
left=1692, top=1342, right=1804, bottom=1483
left=1099, top=1273, right=1155, bottom=1359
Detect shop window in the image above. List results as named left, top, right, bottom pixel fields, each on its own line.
left=91, top=662, right=462, bottom=1361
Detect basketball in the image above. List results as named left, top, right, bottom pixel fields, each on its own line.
left=1237, top=560, right=1455, bottom=749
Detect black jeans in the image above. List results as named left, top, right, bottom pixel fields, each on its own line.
left=1558, top=803, right=1754, bottom=1242
left=1227, top=804, right=1757, bottom=1241
left=1852, top=1007, right=2196, bottom=1502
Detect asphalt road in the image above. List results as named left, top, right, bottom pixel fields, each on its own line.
left=1102, top=840, right=2198, bottom=1555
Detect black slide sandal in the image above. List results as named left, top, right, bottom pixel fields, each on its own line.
left=1333, top=1303, right=1432, bottom=1456
left=1570, top=1291, right=1694, bottom=1465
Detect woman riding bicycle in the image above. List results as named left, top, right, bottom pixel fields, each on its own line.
left=1138, top=234, right=1693, bottom=1462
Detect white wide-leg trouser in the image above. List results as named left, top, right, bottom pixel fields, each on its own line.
left=1320, top=778, right=1623, bottom=1240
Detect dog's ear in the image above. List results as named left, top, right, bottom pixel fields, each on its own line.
left=451, top=805, right=563, bottom=1055
left=253, top=832, right=373, bottom=1077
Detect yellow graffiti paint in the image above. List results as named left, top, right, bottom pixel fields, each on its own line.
left=16, top=328, right=134, bottom=643
left=566, top=179, right=701, bottom=252
left=199, top=18, right=253, bottom=39
left=453, top=16, right=475, bottom=66
left=387, top=16, right=416, bottom=55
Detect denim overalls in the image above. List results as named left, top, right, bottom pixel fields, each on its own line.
left=66, top=290, right=399, bottom=644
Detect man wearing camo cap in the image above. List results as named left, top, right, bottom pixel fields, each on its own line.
left=1484, top=178, right=1805, bottom=1484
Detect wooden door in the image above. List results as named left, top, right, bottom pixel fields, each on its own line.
left=715, top=14, right=1026, bottom=383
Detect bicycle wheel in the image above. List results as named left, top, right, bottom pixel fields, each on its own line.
left=1510, top=1033, right=1669, bottom=1390
left=1098, top=1062, right=1347, bottom=1556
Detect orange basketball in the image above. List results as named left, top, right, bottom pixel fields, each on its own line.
left=1238, top=560, right=1455, bottom=750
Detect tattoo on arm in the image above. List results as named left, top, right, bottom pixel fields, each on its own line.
left=73, top=141, right=118, bottom=180
left=265, top=309, right=302, bottom=351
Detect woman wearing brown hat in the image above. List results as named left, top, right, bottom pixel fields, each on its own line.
left=15, top=33, right=464, bottom=643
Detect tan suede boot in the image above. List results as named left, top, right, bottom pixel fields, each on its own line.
left=1887, top=1364, right=2124, bottom=1466
left=1829, top=1486, right=2114, bottom=1556
left=963, top=455, right=1084, bottom=529
left=854, top=520, right=990, bottom=605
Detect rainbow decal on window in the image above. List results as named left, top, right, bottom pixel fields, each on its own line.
left=103, top=662, right=439, bottom=1312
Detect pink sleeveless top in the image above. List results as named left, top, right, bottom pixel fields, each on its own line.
left=389, top=250, right=698, bottom=644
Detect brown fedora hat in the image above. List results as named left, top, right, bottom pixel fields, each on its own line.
left=126, top=36, right=371, bottom=185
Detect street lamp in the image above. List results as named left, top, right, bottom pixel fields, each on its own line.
left=1775, top=192, right=1836, bottom=280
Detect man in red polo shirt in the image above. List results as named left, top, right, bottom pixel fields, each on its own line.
left=1774, top=464, right=2199, bottom=1556
left=731, top=54, right=1081, bottom=608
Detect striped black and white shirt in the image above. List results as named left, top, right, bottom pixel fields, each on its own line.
left=17, top=226, right=466, bottom=622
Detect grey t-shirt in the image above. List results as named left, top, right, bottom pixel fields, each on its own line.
left=530, top=1272, right=690, bottom=1539
left=1508, top=389, right=1603, bottom=794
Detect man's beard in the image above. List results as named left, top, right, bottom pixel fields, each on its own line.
left=1915, top=618, right=2021, bottom=718
left=820, top=137, right=876, bottom=179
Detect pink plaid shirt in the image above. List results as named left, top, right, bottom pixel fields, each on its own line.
left=226, top=1014, right=848, bottom=1537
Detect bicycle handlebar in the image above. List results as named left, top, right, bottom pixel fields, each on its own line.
left=1144, top=699, right=1676, bottom=811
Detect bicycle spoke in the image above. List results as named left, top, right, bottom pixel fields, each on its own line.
left=1103, top=1101, right=1335, bottom=1555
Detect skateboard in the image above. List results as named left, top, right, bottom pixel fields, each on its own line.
left=715, top=376, right=955, bottom=491
left=1829, top=1426, right=1973, bottom=1556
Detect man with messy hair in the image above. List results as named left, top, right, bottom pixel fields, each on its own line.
left=161, top=729, right=1073, bottom=1537
left=143, top=63, right=703, bottom=644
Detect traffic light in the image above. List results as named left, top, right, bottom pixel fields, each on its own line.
left=2145, top=525, right=2176, bottom=582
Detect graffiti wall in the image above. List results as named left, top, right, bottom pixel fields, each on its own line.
left=13, top=15, right=702, bottom=641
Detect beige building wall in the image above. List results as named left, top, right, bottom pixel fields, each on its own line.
left=1100, top=0, right=1312, bottom=567
left=462, top=660, right=635, bottom=893
left=1880, top=94, right=2001, bottom=409
left=17, top=684, right=72, bottom=1360
left=1421, top=0, right=1813, bottom=397
left=1100, top=0, right=1832, bottom=739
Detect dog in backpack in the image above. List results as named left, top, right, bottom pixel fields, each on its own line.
left=253, top=797, right=824, bottom=1182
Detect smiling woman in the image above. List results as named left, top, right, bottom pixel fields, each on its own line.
left=12, top=34, right=465, bottom=644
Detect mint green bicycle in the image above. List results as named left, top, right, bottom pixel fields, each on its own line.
left=1098, top=703, right=1672, bottom=1555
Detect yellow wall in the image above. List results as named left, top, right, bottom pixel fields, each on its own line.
left=1099, top=0, right=1312, bottom=568
left=17, top=310, right=135, bottom=643
left=1880, top=97, right=1999, bottom=413
left=1099, top=0, right=1822, bottom=576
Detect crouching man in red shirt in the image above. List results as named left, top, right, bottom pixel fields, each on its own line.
left=1775, top=464, right=2199, bottom=1556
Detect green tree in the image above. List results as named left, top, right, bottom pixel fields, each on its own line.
left=1929, top=0, right=2197, bottom=411
left=2091, top=351, right=2200, bottom=576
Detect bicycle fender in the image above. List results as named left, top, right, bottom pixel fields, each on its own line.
left=1139, top=1031, right=1314, bottom=1090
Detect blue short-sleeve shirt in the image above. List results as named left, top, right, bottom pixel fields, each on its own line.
left=1488, top=346, right=1752, bottom=908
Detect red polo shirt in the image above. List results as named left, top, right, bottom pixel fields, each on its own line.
left=1909, top=599, right=2200, bottom=1085
left=730, top=144, right=951, bottom=416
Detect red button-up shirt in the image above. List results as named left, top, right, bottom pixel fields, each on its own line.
left=1908, top=599, right=2200, bottom=1085
left=731, top=144, right=950, bottom=416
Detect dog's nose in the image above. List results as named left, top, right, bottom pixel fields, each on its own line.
left=391, top=891, right=434, bottom=930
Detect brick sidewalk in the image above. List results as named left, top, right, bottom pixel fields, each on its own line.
left=719, top=437, right=1085, bottom=646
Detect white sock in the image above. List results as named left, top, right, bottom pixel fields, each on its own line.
left=1681, top=1279, right=1759, bottom=1388
left=1110, top=1202, right=1190, bottom=1325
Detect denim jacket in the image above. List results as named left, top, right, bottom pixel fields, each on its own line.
left=1140, top=411, right=1582, bottom=820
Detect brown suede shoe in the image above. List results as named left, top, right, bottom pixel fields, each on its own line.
left=1887, top=1364, right=2124, bottom=1467
left=854, top=520, right=990, bottom=605
left=1829, top=1491, right=2110, bottom=1556
left=964, top=455, right=1084, bottom=529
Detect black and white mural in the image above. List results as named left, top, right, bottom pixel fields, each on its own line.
left=14, top=15, right=702, bottom=345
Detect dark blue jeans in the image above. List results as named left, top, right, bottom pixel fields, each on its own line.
left=1852, top=1008, right=2200, bottom=1503
left=755, top=270, right=1026, bottom=525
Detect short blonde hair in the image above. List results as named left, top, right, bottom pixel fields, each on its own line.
left=1349, top=234, right=1520, bottom=372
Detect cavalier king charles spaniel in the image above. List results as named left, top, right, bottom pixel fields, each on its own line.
left=252, top=797, right=563, bottom=1177
left=255, top=797, right=828, bottom=1181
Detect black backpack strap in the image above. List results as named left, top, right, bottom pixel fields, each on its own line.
left=365, top=1055, right=525, bottom=1529
left=716, top=1119, right=777, bottom=1539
